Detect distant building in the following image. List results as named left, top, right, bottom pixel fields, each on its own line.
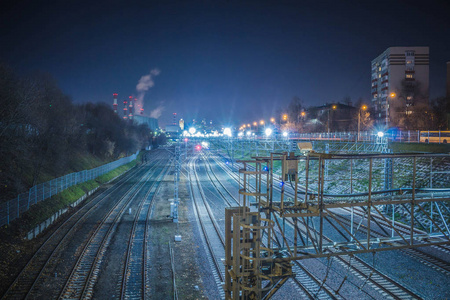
left=306, top=103, right=356, bottom=132
left=134, top=115, right=158, bottom=131
left=371, top=47, right=429, bottom=129
left=179, top=118, right=184, bottom=131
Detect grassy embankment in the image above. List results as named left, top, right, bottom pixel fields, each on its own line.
left=390, top=142, right=450, bottom=153
left=1, top=151, right=143, bottom=237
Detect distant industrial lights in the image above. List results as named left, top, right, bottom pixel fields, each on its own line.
left=238, top=132, right=244, bottom=137
left=189, top=127, right=196, bottom=135
left=377, top=131, right=384, bottom=138
left=246, top=131, right=251, bottom=136
left=183, top=130, right=189, bottom=136
left=224, top=127, right=232, bottom=137
left=265, top=128, right=273, bottom=137
left=282, top=131, right=288, bottom=137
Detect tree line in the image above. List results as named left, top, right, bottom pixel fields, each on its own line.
left=0, top=63, right=157, bottom=201
left=279, top=91, right=449, bottom=133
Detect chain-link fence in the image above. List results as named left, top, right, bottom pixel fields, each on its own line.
left=0, top=151, right=139, bottom=227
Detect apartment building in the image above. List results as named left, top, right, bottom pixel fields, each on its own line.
left=371, top=47, right=429, bottom=129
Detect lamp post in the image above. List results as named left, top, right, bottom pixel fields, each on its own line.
left=358, top=105, right=368, bottom=141
left=327, top=105, right=337, bottom=133
left=385, top=92, right=397, bottom=130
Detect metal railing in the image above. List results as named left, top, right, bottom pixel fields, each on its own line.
left=295, top=130, right=449, bottom=144
left=0, top=151, right=139, bottom=227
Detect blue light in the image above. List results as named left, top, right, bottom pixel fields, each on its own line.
left=263, top=166, right=269, bottom=171
left=226, top=161, right=229, bottom=165
left=279, top=181, right=284, bottom=187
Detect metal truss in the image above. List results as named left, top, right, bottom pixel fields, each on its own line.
left=224, top=151, right=450, bottom=299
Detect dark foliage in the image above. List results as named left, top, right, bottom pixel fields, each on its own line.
left=0, top=64, right=155, bottom=201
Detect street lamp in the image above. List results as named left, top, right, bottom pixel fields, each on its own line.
left=327, top=104, right=337, bottom=133
left=358, top=104, right=368, bottom=141
left=385, top=92, right=397, bottom=129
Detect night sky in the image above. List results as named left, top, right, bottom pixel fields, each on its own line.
left=1, top=0, right=449, bottom=127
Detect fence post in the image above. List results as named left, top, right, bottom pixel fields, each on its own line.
left=7, top=201, right=10, bottom=225
left=17, top=195, right=20, bottom=218
left=35, top=185, right=37, bottom=205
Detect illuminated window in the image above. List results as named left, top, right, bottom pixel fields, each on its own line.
left=406, top=74, right=414, bottom=79
left=379, top=67, right=381, bottom=71
left=379, top=74, right=381, bottom=78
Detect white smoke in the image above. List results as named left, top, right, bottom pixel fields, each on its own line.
left=136, top=68, right=160, bottom=107
left=149, top=103, right=165, bottom=119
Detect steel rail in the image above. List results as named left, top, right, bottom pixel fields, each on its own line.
left=58, top=154, right=165, bottom=299
left=120, top=156, right=170, bottom=299
left=188, top=156, right=225, bottom=287
left=1, top=154, right=158, bottom=300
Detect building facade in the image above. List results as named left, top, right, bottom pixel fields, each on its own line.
left=371, top=47, right=429, bottom=129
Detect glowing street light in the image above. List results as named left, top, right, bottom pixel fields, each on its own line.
left=377, top=131, right=384, bottom=138
left=270, top=117, right=275, bottom=123
left=246, top=131, right=251, bottom=136
left=253, top=122, right=257, bottom=126
left=282, top=131, right=288, bottom=137
left=265, top=128, right=272, bottom=137
left=358, top=104, right=368, bottom=141
left=282, top=114, right=288, bottom=121
left=260, top=120, right=265, bottom=125
left=188, top=127, right=196, bottom=135
left=223, top=127, right=232, bottom=137
left=300, top=111, right=306, bottom=117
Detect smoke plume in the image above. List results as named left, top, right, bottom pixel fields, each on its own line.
left=149, top=102, right=165, bottom=119
left=136, top=68, right=160, bottom=110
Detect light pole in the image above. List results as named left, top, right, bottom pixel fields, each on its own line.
left=327, top=105, right=337, bottom=133
left=358, top=104, right=368, bottom=141
left=385, top=92, right=397, bottom=130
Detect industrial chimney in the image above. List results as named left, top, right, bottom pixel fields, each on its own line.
left=113, top=93, right=118, bottom=113
left=128, top=96, right=133, bottom=120
left=123, top=99, right=128, bottom=120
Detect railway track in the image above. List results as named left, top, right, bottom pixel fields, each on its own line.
left=188, top=156, right=226, bottom=298
left=120, top=157, right=170, bottom=299
left=1, top=153, right=162, bottom=300
left=335, top=207, right=450, bottom=276
left=59, top=154, right=167, bottom=299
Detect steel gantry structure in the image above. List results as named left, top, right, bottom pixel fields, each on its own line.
left=224, top=150, right=450, bottom=299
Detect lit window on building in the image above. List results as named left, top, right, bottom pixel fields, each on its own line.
left=406, top=74, right=414, bottom=79
left=379, top=74, right=381, bottom=78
